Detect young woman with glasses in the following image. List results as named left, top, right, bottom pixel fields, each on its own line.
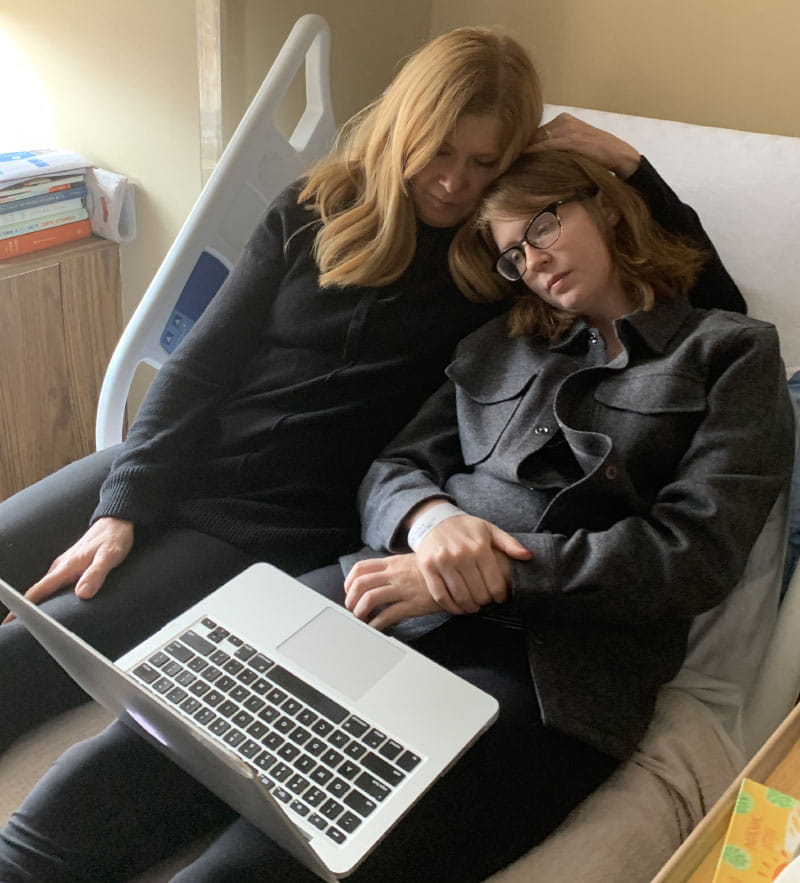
left=343, top=147, right=792, bottom=638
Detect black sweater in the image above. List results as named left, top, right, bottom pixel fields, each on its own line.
left=94, top=160, right=745, bottom=574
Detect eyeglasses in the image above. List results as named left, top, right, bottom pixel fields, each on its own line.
left=494, top=190, right=597, bottom=282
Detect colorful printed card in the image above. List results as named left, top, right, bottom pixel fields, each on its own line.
left=712, top=778, right=800, bottom=882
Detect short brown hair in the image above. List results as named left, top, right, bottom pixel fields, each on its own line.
left=450, top=150, right=706, bottom=338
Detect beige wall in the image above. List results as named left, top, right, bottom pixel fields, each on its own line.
left=220, top=2, right=432, bottom=144
left=0, top=0, right=202, bottom=325
left=3, top=0, right=797, bottom=348
left=220, top=0, right=800, bottom=142
left=430, top=0, right=800, bottom=137
left=1, top=2, right=432, bottom=415
left=1, top=2, right=433, bottom=330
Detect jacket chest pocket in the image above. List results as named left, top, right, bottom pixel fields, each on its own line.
left=453, top=378, right=534, bottom=466
left=592, top=371, right=707, bottom=469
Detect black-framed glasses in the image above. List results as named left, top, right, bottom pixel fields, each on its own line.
left=494, top=189, right=598, bottom=282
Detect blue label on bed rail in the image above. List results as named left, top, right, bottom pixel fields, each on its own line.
left=160, top=250, right=230, bottom=354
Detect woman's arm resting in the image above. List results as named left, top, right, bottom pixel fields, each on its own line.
left=358, top=377, right=530, bottom=612
left=344, top=554, right=445, bottom=630
left=2, top=517, right=134, bottom=624
left=344, top=540, right=517, bottom=630
left=408, top=510, right=528, bottom=612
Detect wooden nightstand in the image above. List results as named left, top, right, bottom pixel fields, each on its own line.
left=0, top=235, right=121, bottom=499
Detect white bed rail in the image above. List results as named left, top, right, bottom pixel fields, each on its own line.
left=95, top=14, right=336, bottom=449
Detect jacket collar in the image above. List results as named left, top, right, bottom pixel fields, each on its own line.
left=551, top=295, right=694, bottom=356
left=449, top=297, right=695, bottom=401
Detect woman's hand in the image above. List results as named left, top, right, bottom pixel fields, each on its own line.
left=412, top=514, right=530, bottom=614
left=344, top=554, right=444, bottom=631
left=530, top=112, right=642, bottom=179
left=2, top=517, right=134, bottom=624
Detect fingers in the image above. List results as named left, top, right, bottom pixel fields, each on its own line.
left=72, top=552, right=118, bottom=600
left=344, top=556, right=446, bottom=626
left=347, top=581, right=411, bottom=623
left=28, top=519, right=132, bottom=604
left=488, top=525, right=533, bottom=560
left=3, top=554, right=87, bottom=624
left=366, top=602, right=419, bottom=633
left=343, top=564, right=392, bottom=615
left=528, top=113, right=641, bottom=178
left=343, top=557, right=386, bottom=593
left=474, top=556, right=511, bottom=605
left=24, top=555, right=89, bottom=605
left=530, top=114, right=595, bottom=155
left=528, top=112, right=576, bottom=150
left=417, top=563, right=479, bottom=615
left=417, top=557, right=485, bottom=612
left=74, top=518, right=134, bottom=598
left=413, top=516, right=522, bottom=612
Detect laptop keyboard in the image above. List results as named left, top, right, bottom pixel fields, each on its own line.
left=130, top=617, right=422, bottom=846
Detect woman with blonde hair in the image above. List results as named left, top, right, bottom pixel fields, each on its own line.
left=0, top=25, right=544, bottom=753
left=303, top=25, right=542, bottom=288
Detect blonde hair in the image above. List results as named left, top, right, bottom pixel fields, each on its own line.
left=299, top=27, right=542, bottom=288
left=451, top=150, right=706, bottom=338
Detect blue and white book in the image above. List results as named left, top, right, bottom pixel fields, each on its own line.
left=0, top=174, right=85, bottom=204
left=0, top=187, right=87, bottom=221
left=0, top=206, right=90, bottom=240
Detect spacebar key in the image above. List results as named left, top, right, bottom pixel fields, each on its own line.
left=268, top=666, right=348, bottom=724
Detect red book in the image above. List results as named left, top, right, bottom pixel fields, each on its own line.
left=0, top=218, right=92, bottom=260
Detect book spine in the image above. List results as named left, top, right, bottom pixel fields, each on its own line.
left=0, top=207, right=89, bottom=239
left=0, top=184, right=87, bottom=216
left=0, top=195, right=86, bottom=227
left=0, top=174, right=86, bottom=203
left=0, top=174, right=85, bottom=204
left=0, top=219, right=92, bottom=260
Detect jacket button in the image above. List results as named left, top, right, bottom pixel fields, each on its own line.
left=534, top=426, right=550, bottom=435
left=604, top=465, right=618, bottom=480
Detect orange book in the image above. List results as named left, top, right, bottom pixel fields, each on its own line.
left=0, top=218, right=92, bottom=260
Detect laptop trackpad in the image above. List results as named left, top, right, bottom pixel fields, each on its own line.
left=279, top=607, right=404, bottom=702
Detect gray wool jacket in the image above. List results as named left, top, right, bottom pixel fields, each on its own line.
left=356, top=296, right=795, bottom=759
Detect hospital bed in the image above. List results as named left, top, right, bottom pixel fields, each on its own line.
left=2, top=14, right=799, bottom=882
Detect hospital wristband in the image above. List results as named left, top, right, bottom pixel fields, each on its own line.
left=407, top=502, right=466, bottom=551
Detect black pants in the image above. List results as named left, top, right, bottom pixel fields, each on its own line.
left=0, top=449, right=259, bottom=752
left=0, top=564, right=618, bottom=882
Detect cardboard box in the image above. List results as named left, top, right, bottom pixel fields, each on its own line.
left=712, top=778, right=800, bottom=881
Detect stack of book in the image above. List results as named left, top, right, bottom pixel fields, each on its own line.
left=0, top=149, right=92, bottom=260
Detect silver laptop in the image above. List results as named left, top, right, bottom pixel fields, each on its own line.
left=0, top=562, right=498, bottom=880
